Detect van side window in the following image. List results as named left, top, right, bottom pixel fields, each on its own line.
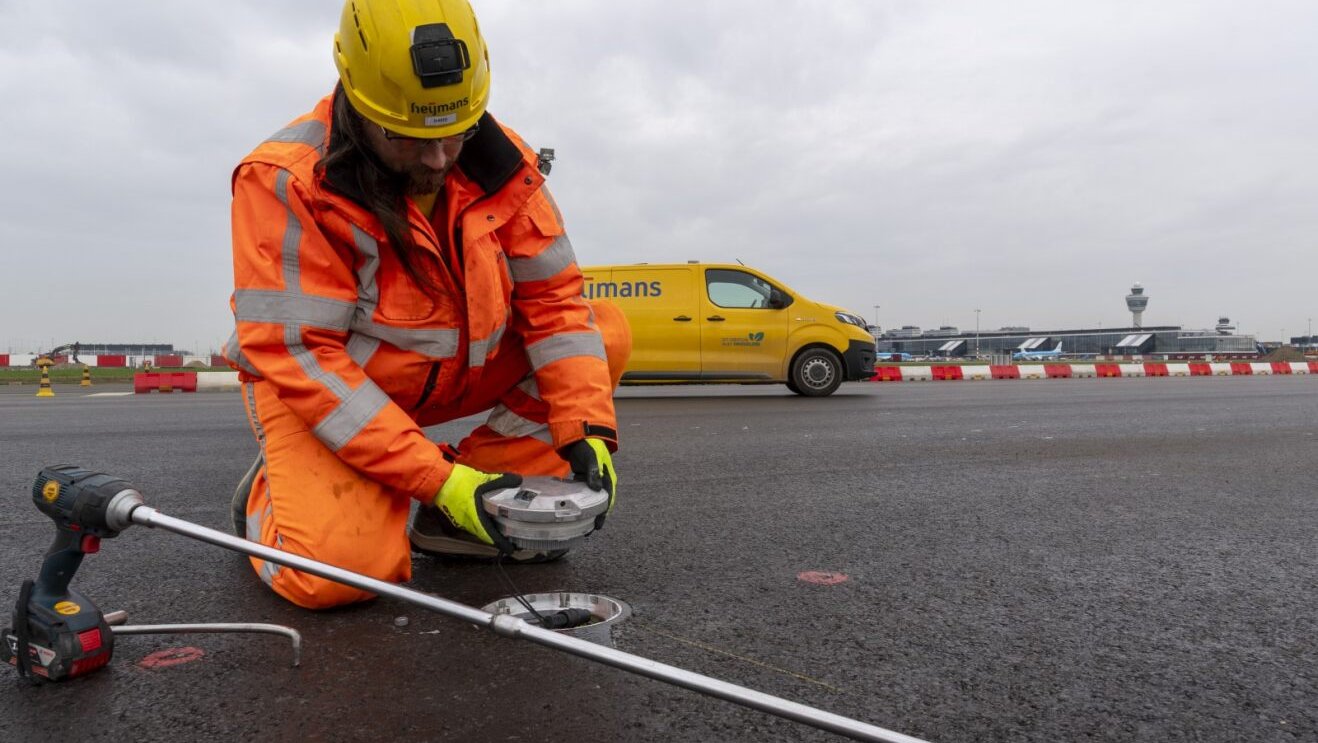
left=705, top=269, right=777, bottom=309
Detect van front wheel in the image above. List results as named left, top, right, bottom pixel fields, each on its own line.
left=789, top=348, right=843, bottom=397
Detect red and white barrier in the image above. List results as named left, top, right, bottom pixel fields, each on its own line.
left=134, top=372, right=198, bottom=393
left=869, top=361, right=1318, bottom=382
left=962, top=365, right=992, bottom=381
left=196, top=371, right=241, bottom=391
left=902, top=366, right=933, bottom=382
left=0, top=355, right=234, bottom=368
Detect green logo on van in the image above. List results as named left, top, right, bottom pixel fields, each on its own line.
left=721, top=331, right=765, bottom=348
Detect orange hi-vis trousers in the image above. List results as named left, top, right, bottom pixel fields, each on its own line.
left=240, top=302, right=630, bottom=609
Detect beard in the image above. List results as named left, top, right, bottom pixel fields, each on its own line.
left=405, top=165, right=450, bottom=196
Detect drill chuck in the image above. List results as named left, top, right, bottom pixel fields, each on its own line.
left=33, top=465, right=144, bottom=535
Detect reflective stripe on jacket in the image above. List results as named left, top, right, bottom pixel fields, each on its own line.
left=224, top=91, right=617, bottom=501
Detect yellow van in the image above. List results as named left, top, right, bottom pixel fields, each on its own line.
left=581, top=263, right=875, bottom=396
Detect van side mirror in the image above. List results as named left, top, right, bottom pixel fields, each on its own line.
left=768, top=288, right=790, bottom=309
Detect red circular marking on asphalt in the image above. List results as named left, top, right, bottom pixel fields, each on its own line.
left=137, top=646, right=205, bottom=669
left=797, top=571, right=849, bottom=585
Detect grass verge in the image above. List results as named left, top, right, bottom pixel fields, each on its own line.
left=0, top=367, right=230, bottom=384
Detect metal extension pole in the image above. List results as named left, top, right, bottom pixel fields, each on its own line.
left=128, top=505, right=928, bottom=743
left=111, top=624, right=302, bottom=667
left=104, top=605, right=302, bottom=665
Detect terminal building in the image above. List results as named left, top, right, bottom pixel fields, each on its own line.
left=875, top=285, right=1262, bottom=359
left=876, top=324, right=1259, bottom=358
left=1288, top=334, right=1318, bottom=351
left=48, top=342, right=180, bottom=357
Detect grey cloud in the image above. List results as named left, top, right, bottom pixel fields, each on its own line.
left=1, top=0, right=1315, bottom=353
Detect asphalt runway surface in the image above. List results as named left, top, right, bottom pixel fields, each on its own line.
left=0, top=378, right=1314, bottom=742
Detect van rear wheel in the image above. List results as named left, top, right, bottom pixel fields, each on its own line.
left=789, top=348, right=843, bottom=397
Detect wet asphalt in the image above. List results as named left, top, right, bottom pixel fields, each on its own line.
left=0, top=377, right=1314, bottom=742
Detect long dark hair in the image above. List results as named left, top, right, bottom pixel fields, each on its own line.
left=315, top=85, right=442, bottom=294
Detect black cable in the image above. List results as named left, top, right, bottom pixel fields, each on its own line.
left=494, top=553, right=547, bottom=625
left=492, top=556, right=594, bottom=630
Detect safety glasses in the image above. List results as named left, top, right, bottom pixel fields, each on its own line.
left=380, top=121, right=480, bottom=148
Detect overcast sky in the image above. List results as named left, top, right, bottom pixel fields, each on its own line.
left=2, top=0, right=1315, bottom=353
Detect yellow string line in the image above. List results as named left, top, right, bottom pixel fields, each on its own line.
left=630, top=621, right=843, bottom=694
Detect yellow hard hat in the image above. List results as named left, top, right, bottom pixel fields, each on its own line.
left=334, top=0, right=491, bottom=139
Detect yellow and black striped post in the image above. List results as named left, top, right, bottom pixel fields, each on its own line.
left=35, top=357, right=54, bottom=398
left=81, top=365, right=92, bottom=387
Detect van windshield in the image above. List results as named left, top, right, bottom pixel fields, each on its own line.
left=706, top=269, right=776, bottom=309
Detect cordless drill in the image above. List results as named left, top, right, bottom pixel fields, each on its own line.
left=2, top=465, right=143, bottom=681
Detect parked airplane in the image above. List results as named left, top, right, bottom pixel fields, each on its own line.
left=876, top=352, right=913, bottom=362
left=1013, top=342, right=1064, bottom=361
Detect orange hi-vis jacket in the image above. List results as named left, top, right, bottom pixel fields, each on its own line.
left=224, top=92, right=617, bottom=502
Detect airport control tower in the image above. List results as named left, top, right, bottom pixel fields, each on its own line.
left=1126, top=283, right=1149, bottom=328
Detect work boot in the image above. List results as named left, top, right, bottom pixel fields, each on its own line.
left=408, top=505, right=567, bottom=563
left=231, top=453, right=263, bottom=539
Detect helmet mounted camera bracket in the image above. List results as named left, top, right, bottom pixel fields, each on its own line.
left=410, top=23, right=470, bottom=88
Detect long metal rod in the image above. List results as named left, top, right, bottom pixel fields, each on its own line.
left=111, top=623, right=302, bottom=667
left=130, top=505, right=928, bottom=743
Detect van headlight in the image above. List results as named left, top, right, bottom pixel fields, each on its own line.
left=835, top=311, right=868, bottom=328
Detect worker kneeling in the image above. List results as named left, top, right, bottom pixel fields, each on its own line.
left=222, top=0, right=630, bottom=609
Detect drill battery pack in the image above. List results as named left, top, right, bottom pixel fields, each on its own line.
left=3, top=580, right=114, bottom=681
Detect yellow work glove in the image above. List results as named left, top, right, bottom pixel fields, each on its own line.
left=564, top=438, right=617, bottom=529
left=434, top=464, right=522, bottom=553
